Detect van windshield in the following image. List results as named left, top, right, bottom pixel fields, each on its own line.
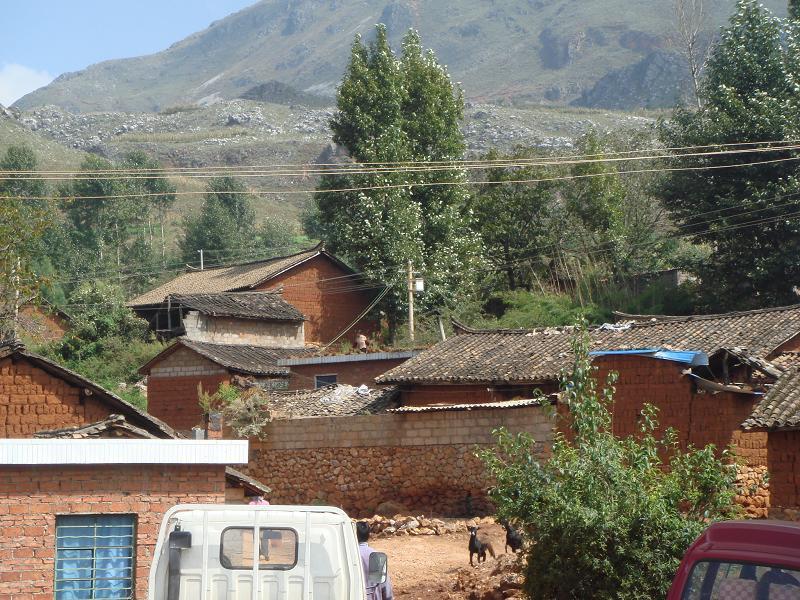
left=682, top=560, right=800, bottom=600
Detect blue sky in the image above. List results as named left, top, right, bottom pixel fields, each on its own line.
left=0, top=0, right=257, bottom=105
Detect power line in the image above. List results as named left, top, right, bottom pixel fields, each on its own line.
left=6, top=154, right=800, bottom=202
left=4, top=143, right=800, bottom=182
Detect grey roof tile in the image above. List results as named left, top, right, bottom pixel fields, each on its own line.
left=170, top=292, right=305, bottom=322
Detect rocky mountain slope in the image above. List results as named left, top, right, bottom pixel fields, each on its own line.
left=13, top=0, right=787, bottom=113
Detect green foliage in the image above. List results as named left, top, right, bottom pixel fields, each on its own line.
left=792, top=0, right=800, bottom=20
left=179, top=176, right=259, bottom=266
left=478, top=321, right=739, bottom=599
left=198, top=383, right=272, bottom=440
left=0, top=145, right=51, bottom=339
left=313, top=26, right=483, bottom=335
left=37, top=282, right=162, bottom=410
left=478, top=291, right=607, bottom=329
left=661, top=0, right=800, bottom=310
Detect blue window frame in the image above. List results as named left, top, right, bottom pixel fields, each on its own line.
left=55, top=514, right=135, bottom=599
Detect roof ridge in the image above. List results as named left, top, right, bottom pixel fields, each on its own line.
left=614, top=303, right=800, bottom=323
left=181, top=244, right=321, bottom=274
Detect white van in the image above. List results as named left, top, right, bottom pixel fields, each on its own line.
left=148, top=504, right=387, bottom=600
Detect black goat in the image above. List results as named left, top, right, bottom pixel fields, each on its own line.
left=500, top=520, right=524, bottom=553
left=468, top=526, right=496, bottom=566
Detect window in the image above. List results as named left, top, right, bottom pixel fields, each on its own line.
left=315, top=374, right=337, bottom=388
left=220, top=527, right=298, bottom=571
left=55, top=514, right=135, bottom=599
left=682, top=560, right=800, bottom=600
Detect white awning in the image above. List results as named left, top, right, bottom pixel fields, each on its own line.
left=0, top=439, right=248, bottom=465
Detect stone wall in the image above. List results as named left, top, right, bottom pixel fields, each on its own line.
left=0, top=464, right=226, bottom=599
left=245, top=405, right=553, bottom=517
left=183, top=312, right=304, bottom=347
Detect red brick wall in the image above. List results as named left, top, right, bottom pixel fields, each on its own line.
left=145, top=345, right=231, bottom=432
left=768, top=431, right=800, bottom=518
left=593, top=355, right=765, bottom=460
left=288, top=357, right=408, bottom=390
left=0, top=356, right=126, bottom=438
left=0, top=464, right=226, bottom=599
left=258, top=254, right=378, bottom=345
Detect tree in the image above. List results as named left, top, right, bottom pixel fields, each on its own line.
left=473, top=149, right=556, bottom=291
left=478, top=321, right=739, bottom=599
left=313, top=26, right=482, bottom=335
left=672, top=0, right=710, bottom=107
left=120, top=151, right=176, bottom=265
left=660, top=0, right=800, bottom=310
left=791, top=0, right=800, bottom=20
left=0, top=145, right=50, bottom=339
left=179, top=176, right=257, bottom=266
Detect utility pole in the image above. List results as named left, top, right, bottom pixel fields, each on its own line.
left=198, top=249, right=204, bottom=270
left=407, top=260, right=415, bottom=342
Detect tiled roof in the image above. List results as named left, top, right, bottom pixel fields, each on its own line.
left=128, top=244, right=345, bottom=307
left=170, top=292, right=305, bottom=322
left=743, top=369, right=800, bottom=430
left=268, top=385, right=400, bottom=419
left=178, top=339, right=313, bottom=377
left=377, top=304, right=800, bottom=384
left=389, top=397, right=545, bottom=413
left=34, top=414, right=157, bottom=439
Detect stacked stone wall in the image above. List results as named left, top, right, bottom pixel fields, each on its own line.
left=246, top=406, right=553, bottom=517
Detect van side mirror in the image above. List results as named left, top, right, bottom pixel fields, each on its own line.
left=368, top=552, right=387, bottom=586
left=169, top=530, right=192, bottom=549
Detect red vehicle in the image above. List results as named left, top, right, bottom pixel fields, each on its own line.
left=667, top=520, right=800, bottom=599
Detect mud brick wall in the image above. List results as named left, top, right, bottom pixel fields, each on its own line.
left=0, top=356, right=122, bottom=438
left=0, top=464, right=226, bottom=599
left=593, top=355, right=770, bottom=517
left=146, top=345, right=231, bottom=431
left=245, top=405, right=553, bottom=517
left=259, top=254, right=377, bottom=345
left=767, top=430, right=800, bottom=520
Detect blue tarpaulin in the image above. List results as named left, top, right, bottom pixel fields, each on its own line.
left=589, top=348, right=709, bottom=366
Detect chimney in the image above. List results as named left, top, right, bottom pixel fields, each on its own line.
left=206, top=411, right=223, bottom=440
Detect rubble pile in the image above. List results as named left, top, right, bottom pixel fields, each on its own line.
left=359, top=515, right=496, bottom=538
left=452, top=554, right=524, bottom=600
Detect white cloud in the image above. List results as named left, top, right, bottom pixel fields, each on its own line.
left=0, top=63, right=54, bottom=106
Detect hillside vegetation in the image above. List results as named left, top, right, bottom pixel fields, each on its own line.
left=13, top=0, right=786, bottom=112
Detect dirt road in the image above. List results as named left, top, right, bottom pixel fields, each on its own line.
left=370, top=522, right=508, bottom=599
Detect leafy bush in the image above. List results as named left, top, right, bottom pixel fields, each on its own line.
left=477, top=291, right=607, bottom=329
left=478, top=321, right=739, bottom=599
left=198, top=383, right=272, bottom=440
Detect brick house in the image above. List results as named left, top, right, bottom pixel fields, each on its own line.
left=128, top=243, right=379, bottom=345
left=0, top=340, right=269, bottom=598
left=377, top=304, right=800, bottom=517
left=139, top=337, right=314, bottom=432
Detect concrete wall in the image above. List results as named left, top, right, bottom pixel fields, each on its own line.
left=183, top=312, right=304, bottom=348
left=0, top=464, right=226, bottom=599
left=245, top=405, right=554, bottom=517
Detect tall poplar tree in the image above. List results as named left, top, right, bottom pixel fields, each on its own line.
left=313, top=26, right=482, bottom=333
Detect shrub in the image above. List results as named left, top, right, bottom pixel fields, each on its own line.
left=478, top=320, right=739, bottom=599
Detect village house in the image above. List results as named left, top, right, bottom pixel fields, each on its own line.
left=0, top=340, right=268, bottom=599
left=128, top=243, right=379, bottom=346
left=376, top=304, right=800, bottom=518
left=279, top=350, right=420, bottom=389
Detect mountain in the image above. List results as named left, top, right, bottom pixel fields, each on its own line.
left=14, top=0, right=787, bottom=113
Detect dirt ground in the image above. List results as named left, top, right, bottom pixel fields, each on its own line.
left=370, top=522, right=509, bottom=599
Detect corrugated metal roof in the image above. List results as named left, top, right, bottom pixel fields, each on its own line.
left=0, top=439, right=248, bottom=465
left=389, top=397, right=544, bottom=413
left=590, top=348, right=708, bottom=366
